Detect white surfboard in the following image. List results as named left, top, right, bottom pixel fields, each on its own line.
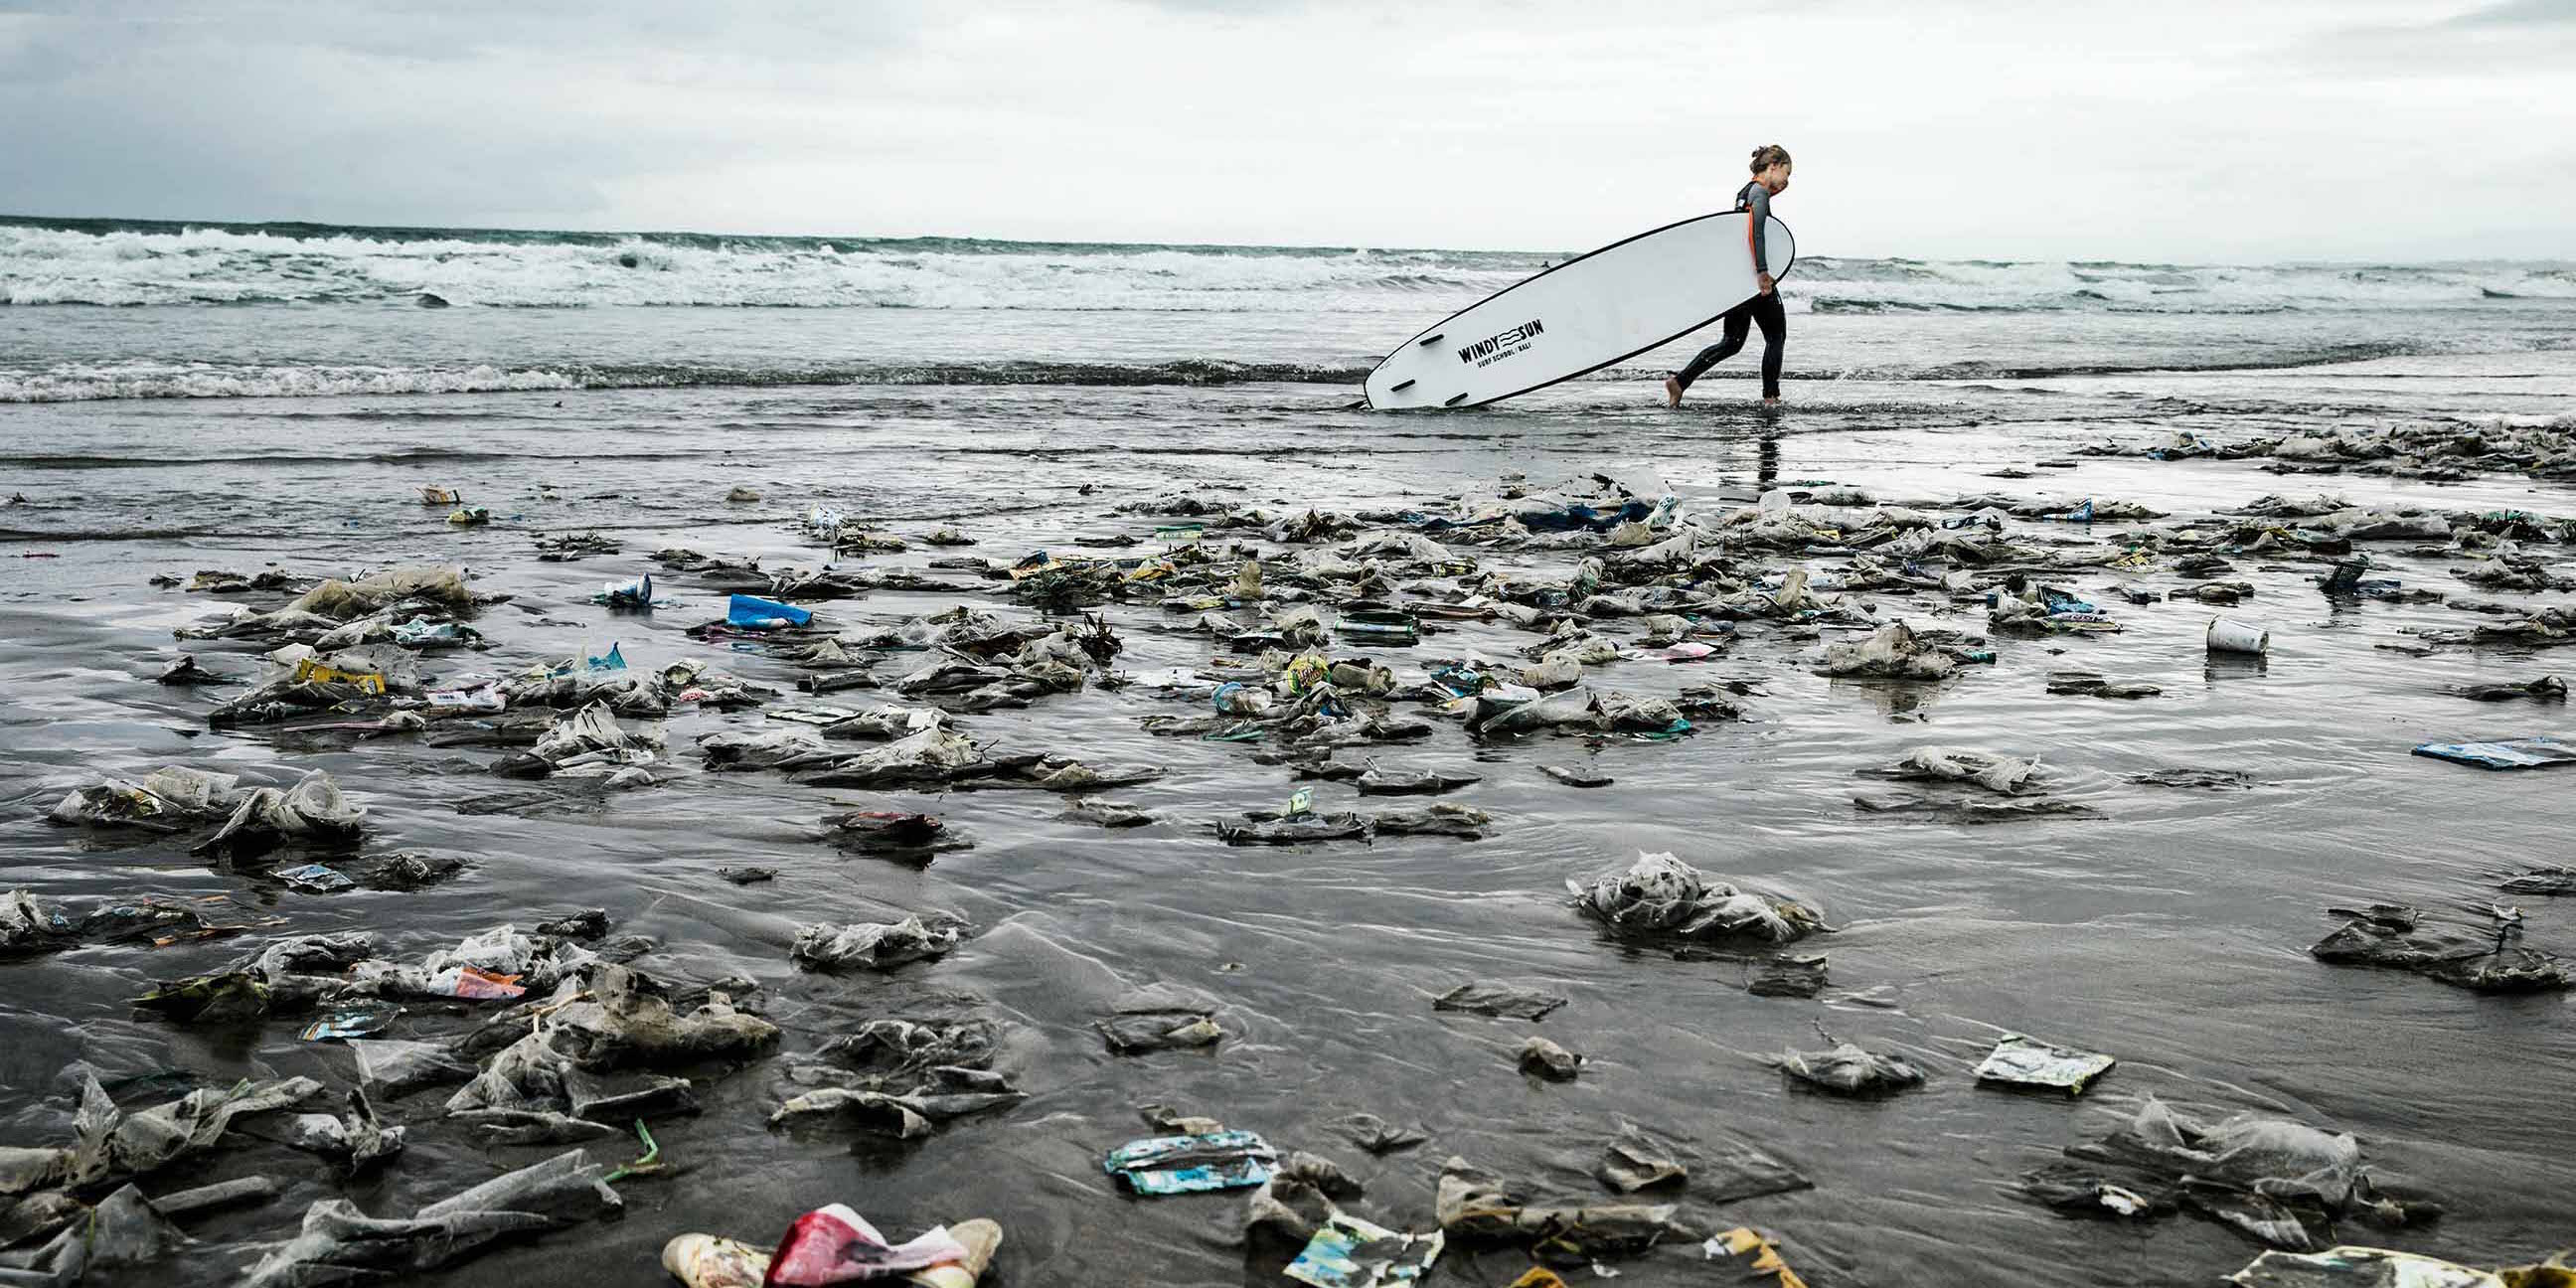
left=1365, top=209, right=1795, bottom=410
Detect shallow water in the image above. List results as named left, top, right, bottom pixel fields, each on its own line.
left=3, top=230, right=2575, bottom=1287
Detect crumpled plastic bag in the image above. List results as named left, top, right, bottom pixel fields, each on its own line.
left=1776, top=1043, right=1926, bottom=1096
left=1816, top=622, right=1954, bottom=680
left=191, top=769, right=366, bottom=857
left=348, top=1040, right=478, bottom=1099
left=1864, top=746, right=2038, bottom=795
left=67, top=1072, right=323, bottom=1188
left=764, top=1204, right=970, bottom=1286
left=1569, top=852, right=1823, bottom=944
left=240, top=1149, right=620, bottom=1288
left=48, top=766, right=242, bottom=832
left=286, top=564, right=474, bottom=620
left=1433, top=1156, right=1675, bottom=1259
left=791, top=916, right=962, bottom=973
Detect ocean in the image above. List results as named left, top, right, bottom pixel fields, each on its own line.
left=2, top=214, right=2573, bottom=1286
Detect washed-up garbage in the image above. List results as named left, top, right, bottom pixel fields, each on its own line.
left=1816, top=621, right=1954, bottom=680
left=1355, top=767, right=1479, bottom=796
left=2130, top=767, right=2258, bottom=789
left=1862, top=745, right=2038, bottom=794
left=239, top=1148, right=621, bottom=1288
left=1284, top=1213, right=1444, bottom=1288
left=1569, top=852, right=1824, bottom=944
left=47, top=765, right=242, bottom=833
left=192, top=769, right=367, bottom=857
left=764, top=1208, right=991, bottom=1288
left=61, top=1070, right=324, bottom=1188
left=347, top=1039, right=477, bottom=1098
left=1702, top=1227, right=1812, bottom=1288
left=447, top=964, right=777, bottom=1121
left=300, top=1007, right=398, bottom=1041
left=1432, top=982, right=1565, bottom=1021
left=1339, top=1114, right=1429, bottom=1156
left=769, top=1075, right=1022, bottom=1140
left=535, top=531, right=619, bottom=561
left=1856, top=792, right=2104, bottom=822
left=257, top=1088, right=405, bottom=1175
left=2225, top=1245, right=2569, bottom=1288
left=2498, top=866, right=2575, bottom=895
left=2043, top=1095, right=2441, bottom=1251
left=791, top=915, right=963, bottom=973
left=726, top=593, right=811, bottom=630
left=1097, top=984, right=1223, bottom=1053
left=1976, top=1034, right=2116, bottom=1095
left=2309, top=903, right=2568, bottom=992
left=1216, top=810, right=1369, bottom=845
left=2453, top=675, right=2567, bottom=702
left=1538, top=764, right=1612, bottom=788
left=824, top=809, right=959, bottom=857
left=2411, top=735, right=2576, bottom=770
left=1743, top=954, right=1830, bottom=998
left=1105, top=1131, right=1277, bottom=1195
left=1059, top=797, right=1154, bottom=828
left=718, top=866, right=776, bottom=885
left=1595, top=1136, right=1685, bottom=1193
left=497, top=700, right=664, bottom=779
left=1434, top=1157, right=1675, bottom=1259
left=272, top=862, right=355, bottom=893
left=2209, top=616, right=2272, bottom=654
left=1777, top=1041, right=1926, bottom=1096
left=1371, top=803, right=1492, bottom=838
left=1518, top=1037, right=1582, bottom=1081
left=2047, top=671, right=2162, bottom=699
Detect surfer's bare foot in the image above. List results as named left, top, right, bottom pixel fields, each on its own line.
left=1663, top=377, right=1683, bottom=407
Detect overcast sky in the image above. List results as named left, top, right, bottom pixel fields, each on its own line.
left=3, top=0, right=2571, bottom=261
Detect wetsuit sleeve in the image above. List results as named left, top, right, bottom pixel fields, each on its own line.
left=1744, top=187, right=1771, bottom=275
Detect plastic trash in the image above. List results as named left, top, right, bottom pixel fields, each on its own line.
left=2225, top=1246, right=2553, bottom=1288
left=2309, top=903, right=2567, bottom=992
left=1434, top=1157, right=1675, bottom=1258
left=791, top=916, right=962, bottom=973
left=1104, top=1131, right=1277, bottom=1195
left=1431, top=981, right=1565, bottom=1021
left=1569, top=852, right=1823, bottom=944
left=1518, top=1036, right=1582, bottom=1081
left=300, top=1008, right=399, bottom=1042
left=239, top=1149, right=622, bottom=1288
left=726, top=593, right=812, bottom=630
left=1285, top=1213, right=1444, bottom=1288
left=762, top=1204, right=969, bottom=1285
left=347, top=1039, right=476, bottom=1098
left=1213, top=682, right=1274, bottom=718
left=273, top=863, right=355, bottom=893
left=2208, top=616, right=2271, bottom=654
left=1702, top=1227, right=1811, bottom=1288
left=2411, top=735, right=2576, bottom=771
left=1777, top=1042, right=1925, bottom=1096
left=1097, top=984, right=1223, bottom=1053
left=600, top=573, right=654, bottom=608
left=1975, top=1034, right=2116, bottom=1095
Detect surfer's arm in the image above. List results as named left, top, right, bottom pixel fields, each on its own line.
left=1744, top=188, right=1773, bottom=291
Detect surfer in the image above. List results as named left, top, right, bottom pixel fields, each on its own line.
left=1666, top=144, right=1792, bottom=407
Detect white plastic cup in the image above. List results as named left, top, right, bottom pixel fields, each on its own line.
left=2206, top=617, right=2270, bottom=655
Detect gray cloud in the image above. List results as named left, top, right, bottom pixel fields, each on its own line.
left=1, top=0, right=2568, bottom=259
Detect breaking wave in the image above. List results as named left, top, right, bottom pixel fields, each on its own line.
left=5, top=217, right=2570, bottom=314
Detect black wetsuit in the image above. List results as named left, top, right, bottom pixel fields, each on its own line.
left=1673, top=180, right=1785, bottom=400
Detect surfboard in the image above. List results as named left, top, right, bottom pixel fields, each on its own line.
left=1364, top=209, right=1795, bottom=410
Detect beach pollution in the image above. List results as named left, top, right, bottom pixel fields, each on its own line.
left=6, top=446, right=2573, bottom=1284
left=5, top=5, right=2575, bottom=1281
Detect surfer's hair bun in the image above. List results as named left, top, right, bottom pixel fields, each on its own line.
left=1750, top=144, right=1792, bottom=173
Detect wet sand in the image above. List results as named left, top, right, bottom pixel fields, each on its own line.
left=3, top=367, right=2574, bottom=1286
